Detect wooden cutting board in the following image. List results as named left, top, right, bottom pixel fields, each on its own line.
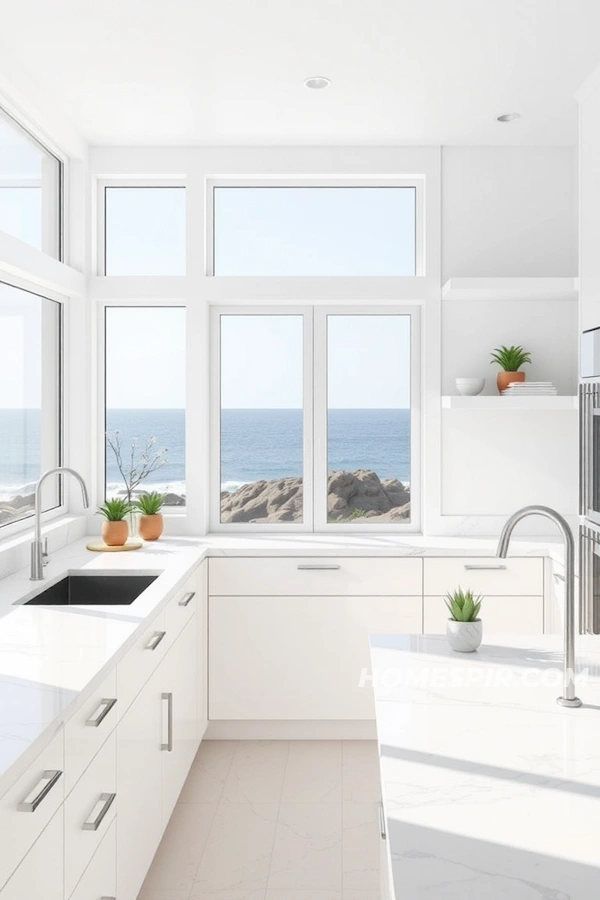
left=86, top=541, right=143, bottom=552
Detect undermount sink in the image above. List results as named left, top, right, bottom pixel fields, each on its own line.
left=24, top=574, right=158, bottom=606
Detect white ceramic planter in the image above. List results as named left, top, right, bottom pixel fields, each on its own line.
left=446, top=618, right=482, bottom=652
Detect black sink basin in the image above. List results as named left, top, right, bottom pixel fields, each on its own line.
left=25, top=574, right=158, bottom=606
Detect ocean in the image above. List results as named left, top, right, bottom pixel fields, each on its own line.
left=0, top=408, right=411, bottom=501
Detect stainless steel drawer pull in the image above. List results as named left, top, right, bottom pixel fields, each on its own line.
left=82, top=792, right=116, bottom=831
left=463, top=564, right=508, bottom=571
left=554, top=572, right=566, bottom=583
left=297, top=564, right=341, bottom=570
left=161, top=692, right=173, bottom=752
left=179, top=591, right=195, bottom=607
left=379, top=799, right=387, bottom=840
left=18, top=770, right=62, bottom=812
left=145, top=630, right=166, bottom=651
left=86, top=697, right=117, bottom=727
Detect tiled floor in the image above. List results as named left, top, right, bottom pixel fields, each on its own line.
left=138, top=740, right=381, bottom=900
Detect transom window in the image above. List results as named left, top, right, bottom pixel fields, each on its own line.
left=211, top=182, right=420, bottom=276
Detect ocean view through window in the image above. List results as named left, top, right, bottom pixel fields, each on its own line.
left=214, top=309, right=414, bottom=529
left=105, top=307, right=186, bottom=505
left=0, top=282, right=61, bottom=527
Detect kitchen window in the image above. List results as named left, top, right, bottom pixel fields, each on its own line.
left=211, top=182, right=420, bottom=276
left=211, top=307, right=419, bottom=531
left=104, top=306, right=186, bottom=507
left=0, top=107, right=62, bottom=258
left=0, top=281, right=62, bottom=528
left=102, top=185, right=186, bottom=275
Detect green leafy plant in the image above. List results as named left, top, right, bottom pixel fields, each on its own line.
left=445, top=587, right=483, bottom=622
left=135, top=491, right=164, bottom=515
left=97, top=498, right=133, bottom=521
left=490, top=345, right=532, bottom=372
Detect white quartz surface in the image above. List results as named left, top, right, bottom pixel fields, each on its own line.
left=0, top=530, right=563, bottom=798
left=370, top=633, right=600, bottom=899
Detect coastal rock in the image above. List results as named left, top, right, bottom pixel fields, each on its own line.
left=220, top=470, right=410, bottom=524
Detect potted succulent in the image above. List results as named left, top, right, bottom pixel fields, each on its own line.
left=490, top=345, right=532, bottom=393
left=135, top=491, right=164, bottom=541
left=445, top=587, right=483, bottom=652
left=97, top=498, right=132, bottom=547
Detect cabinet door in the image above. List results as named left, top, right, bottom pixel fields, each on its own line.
left=160, top=616, right=199, bottom=824
left=1, top=807, right=63, bottom=900
left=70, top=819, right=116, bottom=900
left=116, top=664, right=163, bottom=900
left=209, top=595, right=423, bottom=720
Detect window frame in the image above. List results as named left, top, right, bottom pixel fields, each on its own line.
left=210, top=304, right=420, bottom=533
left=0, top=275, right=64, bottom=535
left=99, top=301, right=188, bottom=513
left=97, top=179, right=187, bottom=276
left=206, top=177, right=425, bottom=278
left=0, top=105, right=64, bottom=261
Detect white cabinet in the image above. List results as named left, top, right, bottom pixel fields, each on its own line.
left=64, top=668, right=117, bottom=795
left=1, top=807, right=63, bottom=900
left=0, top=728, right=64, bottom=891
left=160, top=618, right=199, bottom=824
left=209, top=557, right=422, bottom=596
left=116, top=657, right=164, bottom=900
left=116, top=613, right=200, bottom=900
left=423, top=595, right=543, bottom=634
left=209, top=595, right=422, bottom=720
left=197, top=560, right=208, bottom=739
left=423, top=558, right=543, bottom=596
left=69, top=819, right=116, bottom=900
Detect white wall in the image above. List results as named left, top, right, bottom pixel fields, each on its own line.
left=442, top=147, right=577, bottom=280
left=579, top=74, right=600, bottom=333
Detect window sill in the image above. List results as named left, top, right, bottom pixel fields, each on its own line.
left=0, top=515, right=88, bottom=580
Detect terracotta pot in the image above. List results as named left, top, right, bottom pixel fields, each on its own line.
left=138, top=513, right=163, bottom=541
left=497, top=370, right=525, bottom=393
left=101, top=519, right=129, bottom=547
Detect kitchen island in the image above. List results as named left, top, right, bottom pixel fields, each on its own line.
left=370, top=633, right=600, bottom=899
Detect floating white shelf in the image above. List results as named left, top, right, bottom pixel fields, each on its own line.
left=442, top=395, right=578, bottom=410
left=442, top=277, right=578, bottom=302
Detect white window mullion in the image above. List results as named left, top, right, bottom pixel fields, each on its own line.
left=312, top=307, right=329, bottom=531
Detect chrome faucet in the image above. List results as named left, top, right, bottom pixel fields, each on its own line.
left=497, top=505, right=581, bottom=708
left=31, top=467, right=90, bottom=581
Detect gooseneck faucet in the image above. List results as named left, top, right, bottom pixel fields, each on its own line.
left=31, top=467, right=90, bottom=581
left=497, top=505, right=581, bottom=708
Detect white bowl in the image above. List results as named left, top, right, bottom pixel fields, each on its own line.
left=455, top=378, right=485, bottom=396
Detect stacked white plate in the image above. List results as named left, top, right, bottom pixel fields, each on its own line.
left=502, top=381, right=557, bottom=396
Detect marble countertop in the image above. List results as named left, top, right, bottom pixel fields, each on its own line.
left=370, top=633, right=600, bottom=899
left=0, top=531, right=564, bottom=799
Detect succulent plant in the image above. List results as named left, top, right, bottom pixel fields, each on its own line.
left=445, top=587, right=483, bottom=622
left=490, top=345, right=532, bottom=371
left=135, top=491, right=164, bottom=515
left=97, top=497, right=133, bottom=521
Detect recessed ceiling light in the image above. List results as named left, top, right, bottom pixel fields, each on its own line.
left=304, top=76, right=331, bottom=90
left=497, top=113, right=520, bottom=122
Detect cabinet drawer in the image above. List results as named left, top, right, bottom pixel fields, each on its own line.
left=0, top=728, right=64, bottom=890
left=423, top=558, right=543, bottom=596
left=1, top=806, right=63, bottom=900
left=69, top=818, right=116, bottom=900
left=209, top=595, right=423, bottom=720
left=65, top=668, right=117, bottom=795
left=117, top=610, right=166, bottom=717
left=424, top=596, right=544, bottom=634
left=64, top=730, right=116, bottom=898
left=209, top=557, right=422, bottom=596
left=165, top=569, right=199, bottom=641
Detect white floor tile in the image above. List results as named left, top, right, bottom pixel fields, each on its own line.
left=281, top=741, right=342, bottom=804
left=194, top=799, right=279, bottom=892
left=342, top=803, right=380, bottom=890
left=181, top=740, right=238, bottom=803
left=221, top=740, right=290, bottom=805
left=268, top=803, right=342, bottom=891
left=190, top=890, right=266, bottom=900
left=266, top=892, right=341, bottom=900
left=139, top=802, right=218, bottom=894
left=342, top=742, right=381, bottom=803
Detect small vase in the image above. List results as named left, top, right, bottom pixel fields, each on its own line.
left=497, top=371, right=525, bottom=393
left=138, top=513, right=163, bottom=541
left=101, top=520, right=129, bottom=547
left=128, top=509, right=138, bottom=539
left=446, top=619, right=482, bottom=652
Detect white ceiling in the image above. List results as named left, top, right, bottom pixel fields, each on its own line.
left=1, top=0, right=600, bottom=146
